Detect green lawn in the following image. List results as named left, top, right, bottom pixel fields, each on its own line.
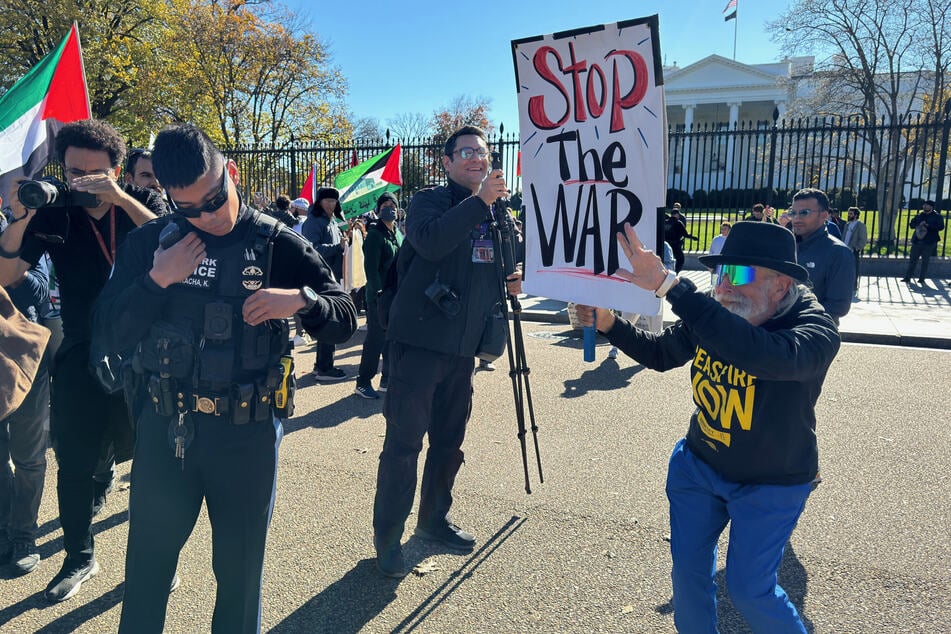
left=680, top=208, right=946, bottom=257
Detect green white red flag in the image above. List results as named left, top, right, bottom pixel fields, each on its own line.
left=297, top=163, right=317, bottom=204
left=333, top=144, right=402, bottom=219
left=0, top=23, right=91, bottom=201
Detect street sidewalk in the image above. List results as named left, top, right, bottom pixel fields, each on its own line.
left=519, top=273, right=951, bottom=349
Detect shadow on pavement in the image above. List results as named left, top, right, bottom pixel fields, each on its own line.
left=654, top=540, right=813, bottom=633
left=267, top=516, right=527, bottom=634
left=391, top=515, right=527, bottom=633
left=267, top=558, right=398, bottom=634
left=561, top=359, right=646, bottom=398
left=35, top=583, right=124, bottom=633
left=281, top=382, right=380, bottom=434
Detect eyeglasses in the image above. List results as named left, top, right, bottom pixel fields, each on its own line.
left=453, top=147, right=489, bottom=160
left=715, top=264, right=757, bottom=287
left=167, top=165, right=229, bottom=218
left=787, top=208, right=821, bottom=218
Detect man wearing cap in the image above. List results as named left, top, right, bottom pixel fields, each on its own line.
left=289, top=197, right=309, bottom=234
left=302, top=187, right=349, bottom=381
left=788, top=188, right=855, bottom=322
left=576, top=221, right=840, bottom=634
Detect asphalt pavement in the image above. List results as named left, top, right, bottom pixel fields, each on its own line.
left=1, top=276, right=949, bottom=633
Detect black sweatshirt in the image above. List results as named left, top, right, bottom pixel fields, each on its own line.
left=93, top=207, right=357, bottom=358
left=604, top=285, right=840, bottom=485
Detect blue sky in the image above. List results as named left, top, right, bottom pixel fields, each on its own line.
left=286, top=0, right=794, bottom=136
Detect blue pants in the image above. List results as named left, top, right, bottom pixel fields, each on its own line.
left=119, top=409, right=282, bottom=634
left=666, top=439, right=812, bottom=634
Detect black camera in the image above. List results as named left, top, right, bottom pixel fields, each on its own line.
left=17, top=177, right=98, bottom=209
left=204, top=302, right=233, bottom=341
left=425, top=279, right=462, bottom=317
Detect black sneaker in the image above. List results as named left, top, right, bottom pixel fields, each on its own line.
left=354, top=384, right=380, bottom=399
left=312, top=367, right=348, bottom=382
left=901, top=278, right=911, bottom=283
left=375, top=541, right=407, bottom=578
left=11, top=541, right=40, bottom=575
left=918, top=278, right=926, bottom=285
left=45, top=556, right=99, bottom=603
left=377, top=377, right=388, bottom=393
left=476, top=360, right=496, bottom=372
left=414, top=522, right=476, bottom=552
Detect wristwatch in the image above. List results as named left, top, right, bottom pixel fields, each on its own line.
left=654, top=270, right=677, bottom=298
left=664, top=276, right=697, bottom=302
left=298, top=286, right=318, bottom=313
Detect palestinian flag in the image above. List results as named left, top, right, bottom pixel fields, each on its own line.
left=334, top=144, right=402, bottom=219
left=298, top=163, right=317, bottom=204
left=0, top=23, right=91, bottom=200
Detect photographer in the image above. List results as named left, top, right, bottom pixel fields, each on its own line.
left=0, top=119, right=164, bottom=602
left=93, top=123, right=356, bottom=633
left=372, top=126, right=521, bottom=578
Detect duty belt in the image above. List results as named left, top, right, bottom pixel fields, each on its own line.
left=190, top=387, right=273, bottom=424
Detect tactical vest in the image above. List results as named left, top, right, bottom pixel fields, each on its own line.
left=137, top=212, right=289, bottom=423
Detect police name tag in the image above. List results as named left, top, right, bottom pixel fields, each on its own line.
left=472, top=239, right=494, bottom=263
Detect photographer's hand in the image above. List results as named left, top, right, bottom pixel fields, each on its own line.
left=70, top=173, right=126, bottom=206
left=242, top=288, right=306, bottom=326
left=477, top=169, right=509, bottom=206
left=4, top=179, right=36, bottom=224
left=149, top=232, right=206, bottom=289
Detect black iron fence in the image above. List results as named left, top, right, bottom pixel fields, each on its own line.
left=225, top=105, right=950, bottom=259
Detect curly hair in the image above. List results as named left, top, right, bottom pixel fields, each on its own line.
left=54, top=119, right=126, bottom=168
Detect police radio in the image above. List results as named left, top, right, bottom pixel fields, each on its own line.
left=159, top=221, right=182, bottom=249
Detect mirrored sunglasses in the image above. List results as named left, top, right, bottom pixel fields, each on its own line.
left=715, top=264, right=757, bottom=287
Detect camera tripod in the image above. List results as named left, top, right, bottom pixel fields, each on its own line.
left=489, top=202, right=544, bottom=494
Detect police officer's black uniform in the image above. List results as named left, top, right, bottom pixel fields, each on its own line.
left=94, top=206, right=356, bottom=633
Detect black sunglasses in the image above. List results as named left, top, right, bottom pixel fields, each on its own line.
left=167, top=165, right=229, bottom=218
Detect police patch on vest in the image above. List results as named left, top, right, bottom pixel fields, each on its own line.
left=180, top=257, right=219, bottom=289
left=242, top=264, right=264, bottom=290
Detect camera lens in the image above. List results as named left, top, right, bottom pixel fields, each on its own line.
left=17, top=180, right=59, bottom=208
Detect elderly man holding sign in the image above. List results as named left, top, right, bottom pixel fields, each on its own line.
left=576, top=221, right=839, bottom=633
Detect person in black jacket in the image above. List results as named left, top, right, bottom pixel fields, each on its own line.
left=0, top=119, right=165, bottom=602
left=664, top=206, right=698, bottom=272
left=902, top=200, right=945, bottom=284
left=93, top=124, right=356, bottom=633
left=372, top=126, right=520, bottom=578
left=576, top=221, right=840, bottom=634
left=302, top=187, right=349, bottom=381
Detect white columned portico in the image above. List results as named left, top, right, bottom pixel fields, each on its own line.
left=681, top=105, right=696, bottom=189
left=775, top=101, right=787, bottom=121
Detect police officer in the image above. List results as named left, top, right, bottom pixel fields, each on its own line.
left=93, top=124, right=357, bottom=633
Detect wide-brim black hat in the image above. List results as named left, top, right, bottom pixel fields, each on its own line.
left=698, top=221, right=809, bottom=283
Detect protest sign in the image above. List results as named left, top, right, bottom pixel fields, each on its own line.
left=512, top=16, right=667, bottom=314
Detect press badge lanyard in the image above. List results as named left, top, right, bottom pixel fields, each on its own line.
left=87, top=205, right=117, bottom=267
